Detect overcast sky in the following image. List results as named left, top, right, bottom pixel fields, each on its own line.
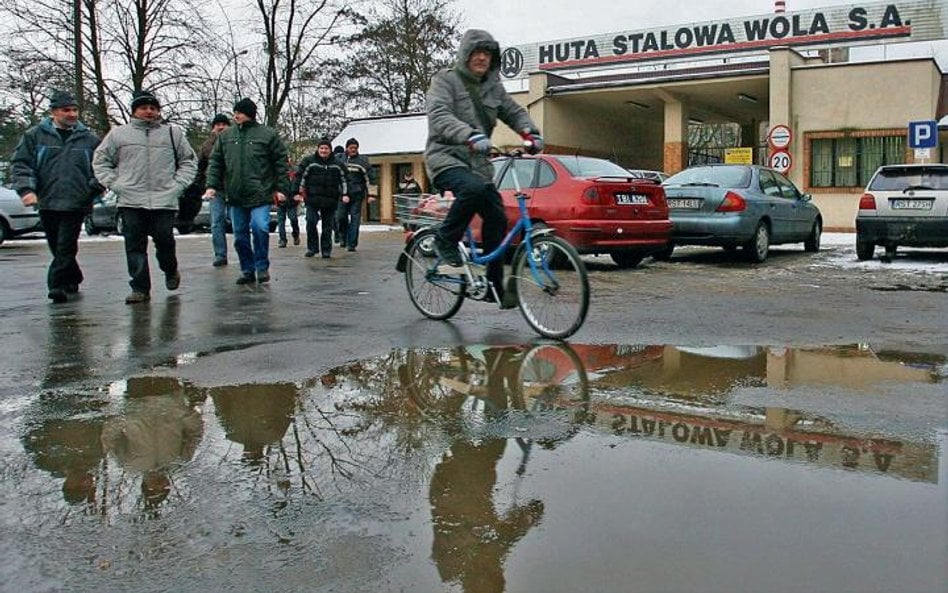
left=452, top=0, right=948, bottom=67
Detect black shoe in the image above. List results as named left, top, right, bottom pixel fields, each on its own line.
left=347, top=247, right=356, bottom=252
left=213, top=258, right=228, bottom=267
left=64, top=283, right=79, bottom=294
left=236, top=273, right=255, bottom=285
left=278, top=239, right=287, bottom=248
left=165, top=271, right=181, bottom=291
left=321, top=254, right=331, bottom=259
left=257, top=271, right=270, bottom=283
left=434, top=236, right=463, bottom=267
left=304, top=251, right=316, bottom=258
left=293, top=236, right=300, bottom=246
left=124, top=291, right=150, bottom=304
left=48, top=289, right=68, bottom=304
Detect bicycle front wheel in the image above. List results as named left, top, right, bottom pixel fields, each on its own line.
left=404, top=230, right=465, bottom=320
left=512, top=235, right=589, bottom=339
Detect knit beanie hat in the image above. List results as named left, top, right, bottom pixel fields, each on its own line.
left=130, top=90, right=161, bottom=111
left=210, top=113, right=231, bottom=127
left=233, top=98, right=258, bottom=119
left=49, top=91, right=78, bottom=110
left=345, top=137, right=359, bottom=148
left=317, top=137, right=333, bottom=149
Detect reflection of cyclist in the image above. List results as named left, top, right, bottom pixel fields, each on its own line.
left=429, top=347, right=544, bottom=593
left=425, top=29, right=543, bottom=308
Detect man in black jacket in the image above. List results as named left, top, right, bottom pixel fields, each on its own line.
left=293, top=138, right=348, bottom=258
left=11, top=91, right=102, bottom=303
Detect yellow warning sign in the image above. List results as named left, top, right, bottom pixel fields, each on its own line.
left=725, top=147, right=754, bottom=165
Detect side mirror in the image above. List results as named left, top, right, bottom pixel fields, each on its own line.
left=801, top=193, right=812, bottom=202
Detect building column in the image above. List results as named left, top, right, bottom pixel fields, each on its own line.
left=661, top=94, right=689, bottom=174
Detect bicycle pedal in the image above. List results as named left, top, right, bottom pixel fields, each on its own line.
left=436, top=263, right=466, bottom=274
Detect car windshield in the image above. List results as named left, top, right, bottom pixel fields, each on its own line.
left=552, top=156, right=632, bottom=178
left=664, top=166, right=752, bottom=188
left=869, top=167, right=948, bottom=191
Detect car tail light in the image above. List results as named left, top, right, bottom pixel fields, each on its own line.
left=716, top=191, right=746, bottom=212
left=582, top=186, right=601, bottom=203
left=858, top=193, right=876, bottom=210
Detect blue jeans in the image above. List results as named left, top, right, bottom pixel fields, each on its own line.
left=230, top=203, right=270, bottom=274
left=209, top=195, right=228, bottom=261
left=336, top=194, right=364, bottom=248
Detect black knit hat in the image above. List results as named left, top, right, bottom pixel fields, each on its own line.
left=210, top=113, right=231, bottom=127
left=345, top=137, right=359, bottom=148
left=49, top=91, right=78, bottom=110
left=130, top=90, right=161, bottom=111
left=317, top=137, right=333, bottom=149
left=233, top=98, right=257, bottom=119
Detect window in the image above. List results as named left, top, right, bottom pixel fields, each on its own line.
left=758, top=170, right=783, bottom=197
left=772, top=171, right=802, bottom=199
left=810, top=135, right=905, bottom=188
left=498, top=160, right=537, bottom=190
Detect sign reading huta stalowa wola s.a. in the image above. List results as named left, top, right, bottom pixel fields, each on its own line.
left=499, top=1, right=947, bottom=78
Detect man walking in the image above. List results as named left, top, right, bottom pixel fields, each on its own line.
left=196, top=113, right=231, bottom=267
left=203, top=98, right=289, bottom=285
left=293, top=138, right=348, bottom=259
left=93, top=90, right=197, bottom=304
left=335, top=137, right=376, bottom=252
left=11, top=91, right=102, bottom=303
left=277, top=160, right=301, bottom=249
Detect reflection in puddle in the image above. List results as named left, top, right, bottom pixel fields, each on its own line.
left=9, top=343, right=947, bottom=592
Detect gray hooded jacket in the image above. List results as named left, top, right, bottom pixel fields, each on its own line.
left=425, top=29, right=538, bottom=183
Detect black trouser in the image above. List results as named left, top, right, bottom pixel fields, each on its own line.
left=39, top=210, right=85, bottom=292
left=120, top=207, right=177, bottom=293
left=305, top=203, right=336, bottom=256
left=434, top=167, right=507, bottom=295
left=277, top=203, right=299, bottom=242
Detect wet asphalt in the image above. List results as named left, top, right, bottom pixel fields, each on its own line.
left=0, top=231, right=946, bottom=593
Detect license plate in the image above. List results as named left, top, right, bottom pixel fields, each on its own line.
left=667, top=198, right=702, bottom=209
left=615, top=193, right=649, bottom=205
left=890, top=199, right=933, bottom=210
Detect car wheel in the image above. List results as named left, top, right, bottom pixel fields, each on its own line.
left=804, top=219, right=822, bottom=252
left=84, top=215, right=99, bottom=236
left=743, top=222, right=770, bottom=263
left=855, top=238, right=874, bottom=261
left=0, top=220, right=9, bottom=246
left=652, top=243, right=674, bottom=261
left=880, top=244, right=897, bottom=263
left=610, top=251, right=645, bottom=269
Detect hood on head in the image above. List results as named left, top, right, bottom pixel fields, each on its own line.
left=456, top=29, right=501, bottom=77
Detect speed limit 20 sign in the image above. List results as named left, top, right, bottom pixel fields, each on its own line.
left=769, top=150, right=792, bottom=174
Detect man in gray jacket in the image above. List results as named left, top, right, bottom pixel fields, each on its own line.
left=425, top=29, right=543, bottom=308
left=93, top=90, right=197, bottom=304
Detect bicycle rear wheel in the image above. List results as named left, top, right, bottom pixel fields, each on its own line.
left=512, top=235, right=589, bottom=339
left=404, top=230, right=465, bottom=320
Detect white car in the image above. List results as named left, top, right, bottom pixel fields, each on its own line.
left=855, top=163, right=948, bottom=261
left=0, top=186, right=43, bottom=246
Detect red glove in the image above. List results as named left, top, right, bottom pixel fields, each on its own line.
left=520, top=130, right=544, bottom=154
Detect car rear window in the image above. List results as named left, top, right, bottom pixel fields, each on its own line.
left=868, top=167, right=948, bottom=191
left=664, top=166, right=752, bottom=188
left=552, top=156, right=632, bottom=178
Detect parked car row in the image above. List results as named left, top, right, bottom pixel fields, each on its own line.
left=404, top=157, right=824, bottom=266
left=84, top=191, right=280, bottom=236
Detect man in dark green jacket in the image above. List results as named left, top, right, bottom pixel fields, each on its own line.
left=11, top=91, right=102, bottom=303
left=204, top=98, right=289, bottom=285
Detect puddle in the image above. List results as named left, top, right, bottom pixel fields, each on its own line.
left=4, top=343, right=946, bottom=593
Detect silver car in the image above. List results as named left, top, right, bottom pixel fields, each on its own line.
left=661, top=164, right=822, bottom=263
left=0, top=186, right=43, bottom=246
left=855, top=163, right=948, bottom=261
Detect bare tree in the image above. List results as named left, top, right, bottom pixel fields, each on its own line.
left=326, top=0, right=459, bottom=115
left=246, top=0, right=353, bottom=128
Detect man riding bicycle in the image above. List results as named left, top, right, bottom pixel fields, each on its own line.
left=425, top=29, right=544, bottom=309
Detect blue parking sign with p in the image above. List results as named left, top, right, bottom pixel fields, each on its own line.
left=908, top=120, right=937, bottom=149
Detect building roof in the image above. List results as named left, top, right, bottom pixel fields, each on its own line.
left=332, top=113, right=427, bottom=157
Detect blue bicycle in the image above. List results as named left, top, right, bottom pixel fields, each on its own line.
left=396, top=155, right=590, bottom=339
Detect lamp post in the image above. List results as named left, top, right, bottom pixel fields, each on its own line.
left=214, top=49, right=249, bottom=112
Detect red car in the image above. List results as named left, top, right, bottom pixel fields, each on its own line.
left=401, top=155, right=671, bottom=268
left=488, top=154, right=671, bottom=267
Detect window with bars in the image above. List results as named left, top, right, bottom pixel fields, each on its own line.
left=809, top=135, right=905, bottom=188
